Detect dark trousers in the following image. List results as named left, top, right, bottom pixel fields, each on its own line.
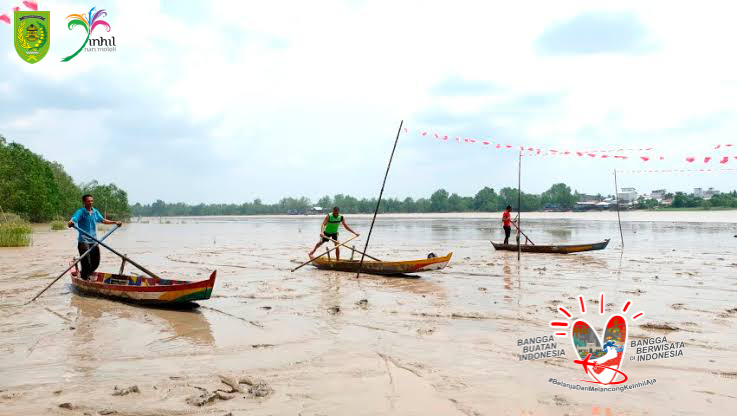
left=77, top=242, right=100, bottom=280
left=503, top=226, right=512, bottom=245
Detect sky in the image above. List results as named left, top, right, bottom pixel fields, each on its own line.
left=2, top=0, right=737, bottom=204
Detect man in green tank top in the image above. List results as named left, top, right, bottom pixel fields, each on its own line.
left=308, top=206, right=359, bottom=259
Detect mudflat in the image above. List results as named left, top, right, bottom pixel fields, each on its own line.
left=1, top=212, right=736, bottom=415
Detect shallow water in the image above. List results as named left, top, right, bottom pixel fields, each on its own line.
left=0, top=212, right=736, bottom=415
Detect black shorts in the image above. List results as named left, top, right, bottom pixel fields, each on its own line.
left=321, top=232, right=338, bottom=243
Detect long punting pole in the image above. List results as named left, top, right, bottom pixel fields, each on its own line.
left=28, top=224, right=121, bottom=303
left=356, top=120, right=403, bottom=279
left=73, top=225, right=161, bottom=280
left=517, top=151, right=522, bottom=261
left=613, top=169, right=624, bottom=249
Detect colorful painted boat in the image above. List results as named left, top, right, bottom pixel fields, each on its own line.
left=70, top=270, right=216, bottom=304
left=491, top=239, right=609, bottom=254
left=312, top=252, right=452, bottom=275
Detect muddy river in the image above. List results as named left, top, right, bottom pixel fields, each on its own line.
left=1, top=212, right=736, bottom=415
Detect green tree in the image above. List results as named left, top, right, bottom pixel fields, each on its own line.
left=541, top=183, right=576, bottom=209
left=81, top=181, right=132, bottom=220
left=430, top=189, right=450, bottom=212
left=0, top=138, right=67, bottom=221
left=402, top=197, right=415, bottom=213
left=317, top=195, right=333, bottom=209
left=498, top=187, right=518, bottom=210
left=672, top=192, right=687, bottom=208
left=521, top=192, right=542, bottom=211
left=473, top=187, right=499, bottom=211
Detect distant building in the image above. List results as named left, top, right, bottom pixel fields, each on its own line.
left=617, top=187, right=638, bottom=204
left=574, top=201, right=598, bottom=211
left=703, top=187, right=720, bottom=200
left=308, top=206, right=324, bottom=215
left=693, top=187, right=720, bottom=200
left=575, top=199, right=614, bottom=211
left=650, top=189, right=667, bottom=201
left=577, top=193, right=602, bottom=202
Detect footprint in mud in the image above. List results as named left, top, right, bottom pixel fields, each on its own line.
left=112, top=385, right=140, bottom=396
left=417, top=327, right=435, bottom=336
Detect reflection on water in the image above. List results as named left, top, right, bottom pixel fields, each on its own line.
left=543, top=228, right=572, bottom=239
left=70, top=294, right=215, bottom=347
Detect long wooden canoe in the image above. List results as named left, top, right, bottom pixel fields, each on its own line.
left=71, top=270, right=216, bottom=304
left=491, top=239, right=610, bottom=254
left=312, top=252, right=452, bottom=275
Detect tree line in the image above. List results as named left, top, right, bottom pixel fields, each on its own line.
left=0, top=136, right=132, bottom=222
left=671, top=191, right=737, bottom=209
left=131, top=183, right=590, bottom=217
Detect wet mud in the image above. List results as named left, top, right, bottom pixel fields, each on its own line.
left=0, top=212, right=736, bottom=415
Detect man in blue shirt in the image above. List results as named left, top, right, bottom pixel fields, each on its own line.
left=67, top=194, right=122, bottom=280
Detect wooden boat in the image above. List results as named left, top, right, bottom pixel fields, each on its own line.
left=70, top=270, right=216, bottom=304
left=491, top=239, right=610, bottom=254
left=312, top=252, right=453, bottom=275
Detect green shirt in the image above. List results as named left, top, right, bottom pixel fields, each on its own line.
left=324, top=213, right=342, bottom=234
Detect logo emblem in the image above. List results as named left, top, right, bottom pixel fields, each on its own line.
left=13, top=10, right=50, bottom=64
left=62, top=7, right=111, bottom=62
left=571, top=315, right=627, bottom=384
left=550, top=294, right=644, bottom=385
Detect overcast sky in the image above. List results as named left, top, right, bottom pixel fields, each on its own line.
left=2, top=0, right=737, bottom=204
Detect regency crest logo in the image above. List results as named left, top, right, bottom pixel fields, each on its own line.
left=13, top=10, right=50, bottom=63
left=62, top=6, right=113, bottom=62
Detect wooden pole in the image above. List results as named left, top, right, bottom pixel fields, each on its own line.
left=614, top=169, right=624, bottom=248
left=510, top=220, right=535, bottom=246
left=291, top=234, right=360, bottom=272
left=28, top=225, right=120, bottom=303
left=517, top=151, right=522, bottom=261
left=356, top=120, right=403, bottom=279
left=73, top=225, right=161, bottom=280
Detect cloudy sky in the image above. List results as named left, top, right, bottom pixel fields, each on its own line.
left=2, top=0, right=737, bottom=204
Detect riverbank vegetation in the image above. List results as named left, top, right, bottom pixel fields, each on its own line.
left=0, top=213, right=32, bottom=247
left=133, top=184, right=737, bottom=217
left=0, top=136, right=131, bottom=223
left=131, top=183, right=589, bottom=216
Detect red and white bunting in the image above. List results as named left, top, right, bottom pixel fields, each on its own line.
left=403, top=126, right=735, bottom=166
left=619, top=168, right=737, bottom=174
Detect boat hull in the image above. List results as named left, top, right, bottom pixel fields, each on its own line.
left=71, top=270, right=216, bottom=304
left=491, top=239, right=609, bottom=254
left=312, top=252, right=452, bottom=275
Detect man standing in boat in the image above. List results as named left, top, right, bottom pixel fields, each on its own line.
left=308, top=206, right=359, bottom=260
left=502, top=205, right=515, bottom=245
left=67, top=194, right=122, bottom=280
